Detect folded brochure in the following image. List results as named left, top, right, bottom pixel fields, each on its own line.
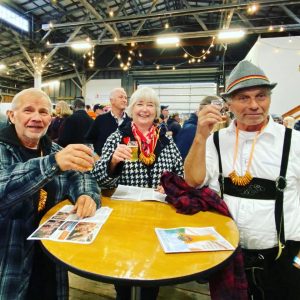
left=155, top=226, right=235, bottom=253
left=28, top=205, right=112, bottom=244
left=111, top=185, right=166, bottom=202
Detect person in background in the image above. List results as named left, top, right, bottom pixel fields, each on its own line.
left=86, top=104, right=96, bottom=119
left=93, top=104, right=105, bottom=117
left=283, top=116, right=295, bottom=129
left=175, top=95, right=223, bottom=161
left=271, top=114, right=283, bottom=124
left=160, top=105, right=169, bottom=121
left=167, top=112, right=181, bottom=139
left=85, top=87, right=131, bottom=156
left=184, top=60, right=300, bottom=300
left=48, top=100, right=72, bottom=143
left=58, top=98, right=94, bottom=147
left=294, top=119, right=300, bottom=131
left=0, top=88, right=100, bottom=299
left=91, top=86, right=183, bottom=300
left=157, top=113, right=168, bottom=132
left=0, top=111, right=8, bottom=129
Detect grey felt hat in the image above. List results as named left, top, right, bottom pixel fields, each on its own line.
left=221, top=60, right=277, bottom=98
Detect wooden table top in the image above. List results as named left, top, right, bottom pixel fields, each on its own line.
left=41, top=197, right=239, bottom=286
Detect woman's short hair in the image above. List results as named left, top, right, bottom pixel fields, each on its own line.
left=56, top=100, right=72, bottom=117
left=126, top=86, right=160, bottom=118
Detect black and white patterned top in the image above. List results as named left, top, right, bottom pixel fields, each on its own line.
left=91, top=121, right=184, bottom=189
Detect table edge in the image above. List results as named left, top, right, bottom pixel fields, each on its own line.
left=40, top=241, right=238, bottom=286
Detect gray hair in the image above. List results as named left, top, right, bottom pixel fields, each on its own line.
left=109, top=87, right=126, bottom=100
left=56, top=100, right=72, bottom=116
left=11, top=88, right=52, bottom=112
left=126, top=86, right=160, bottom=118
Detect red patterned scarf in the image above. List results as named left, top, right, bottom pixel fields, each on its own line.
left=131, top=122, right=160, bottom=165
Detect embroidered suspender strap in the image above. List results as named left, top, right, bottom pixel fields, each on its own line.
left=213, top=131, right=224, bottom=198
left=275, top=127, right=292, bottom=259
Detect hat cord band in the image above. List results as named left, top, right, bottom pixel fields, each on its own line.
left=226, top=75, right=270, bottom=93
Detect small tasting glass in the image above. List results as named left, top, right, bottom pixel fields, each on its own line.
left=211, top=99, right=225, bottom=114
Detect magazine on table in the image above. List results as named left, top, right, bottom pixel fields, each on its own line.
left=155, top=226, right=235, bottom=253
left=28, top=205, right=112, bottom=244
left=110, top=185, right=166, bottom=202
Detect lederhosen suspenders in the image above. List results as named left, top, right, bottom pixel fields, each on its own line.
left=213, top=127, right=292, bottom=258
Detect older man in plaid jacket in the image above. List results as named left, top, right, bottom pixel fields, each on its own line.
left=0, top=88, right=100, bottom=300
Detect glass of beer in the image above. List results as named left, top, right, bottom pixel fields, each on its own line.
left=127, top=141, right=139, bottom=162
left=211, top=99, right=227, bottom=132
left=84, top=143, right=95, bottom=171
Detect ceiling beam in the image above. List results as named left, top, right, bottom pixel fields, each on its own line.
left=47, top=23, right=300, bottom=48
left=78, top=0, right=119, bottom=38
left=42, top=0, right=300, bottom=30
left=182, top=0, right=208, bottom=31
left=235, top=11, right=254, bottom=28
left=280, top=5, right=300, bottom=23
left=133, top=0, right=158, bottom=37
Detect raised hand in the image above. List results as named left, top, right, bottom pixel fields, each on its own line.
left=196, top=104, right=223, bottom=138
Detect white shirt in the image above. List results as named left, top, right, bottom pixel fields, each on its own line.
left=204, top=117, right=300, bottom=249
left=110, top=111, right=127, bottom=126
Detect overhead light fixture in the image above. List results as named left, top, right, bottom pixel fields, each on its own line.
left=247, top=3, right=259, bottom=14
left=156, top=36, right=180, bottom=45
left=217, top=29, right=246, bottom=40
left=0, top=63, right=6, bottom=70
left=71, top=41, right=92, bottom=50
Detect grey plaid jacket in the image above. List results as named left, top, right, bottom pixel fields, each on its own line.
left=92, top=121, right=184, bottom=188
left=0, top=125, right=100, bottom=300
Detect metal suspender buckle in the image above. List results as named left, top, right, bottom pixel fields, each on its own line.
left=275, top=176, right=287, bottom=192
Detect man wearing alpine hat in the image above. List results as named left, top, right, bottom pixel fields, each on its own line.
left=185, top=60, right=300, bottom=299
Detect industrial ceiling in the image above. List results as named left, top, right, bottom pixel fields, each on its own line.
left=0, top=0, right=300, bottom=92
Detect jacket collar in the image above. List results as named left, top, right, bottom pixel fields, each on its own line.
left=0, top=124, right=53, bottom=155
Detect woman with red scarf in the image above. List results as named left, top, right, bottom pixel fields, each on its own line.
left=91, top=86, right=183, bottom=300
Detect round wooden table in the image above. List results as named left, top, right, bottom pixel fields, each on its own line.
left=41, top=197, right=239, bottom=298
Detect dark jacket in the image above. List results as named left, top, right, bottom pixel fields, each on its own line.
left=91, top=121, right=183, bottom=189
left=175, top=113, right=198, bottom=160
left=85, top=112, right=131, bottom=156
left=167, top=118, right=181, bottom=138
left=0, top=125, right=100, bottom=299
left=47, top=116, right=67, bottom=143
left=294, top=120, right=300, bottom=131
left=57, top=110, right=93, bottom=147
